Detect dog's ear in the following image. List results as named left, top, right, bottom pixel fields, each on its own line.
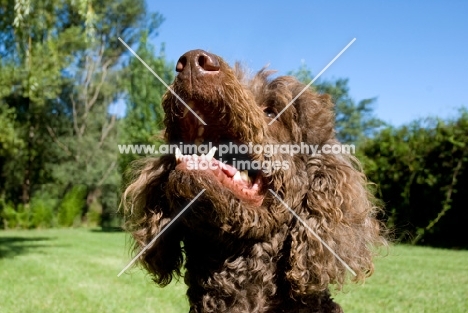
left=286, top=143, right=385, bottom=294
left=293, top=87, right=335, bottom=145
left=122, top=155, right=184, bottom=286
left=264, top=76, right=335, bottom=145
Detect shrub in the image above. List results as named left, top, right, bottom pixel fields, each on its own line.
left=30, top=196, right=57, bottom=228
left=57, top=185, right=87, bottom=227
left=86, top=199, right=102, bottom=227
left=0, top=200, right=29, bottom=229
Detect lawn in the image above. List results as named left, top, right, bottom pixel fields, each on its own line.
left=0, top=229, right=467, bottom=313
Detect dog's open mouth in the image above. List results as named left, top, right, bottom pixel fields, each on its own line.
left=172, top=101, right=265, bottom=206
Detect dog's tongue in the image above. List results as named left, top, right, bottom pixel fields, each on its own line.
left=175, top=154, right=263, bottom=206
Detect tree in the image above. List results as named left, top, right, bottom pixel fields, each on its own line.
left=118, top=29, right=174, bottom=176
left=0, top=103, right=23, bottom=198
left=0, top=0, right=165, bottom=228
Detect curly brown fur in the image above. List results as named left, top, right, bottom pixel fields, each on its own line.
left=122, top=50, right=386, bottom=312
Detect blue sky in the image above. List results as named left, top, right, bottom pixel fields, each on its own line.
left=146, top=1, right=468, bottom=126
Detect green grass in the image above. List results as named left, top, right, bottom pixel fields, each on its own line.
left=0, top=229, right=188, bottom=313
left=1, top=229, right=467, bottom=313
left=334, top=245, right=468, bottom=312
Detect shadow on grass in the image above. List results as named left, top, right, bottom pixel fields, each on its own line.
left=90, top=226, right=124, bottom=233
left=0, top=236, right=54, bottom=259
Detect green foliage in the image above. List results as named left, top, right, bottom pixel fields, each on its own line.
left=86, top=199, right=102, bottom=227
left=0, top=200, right=26, bottom=229
left=0, top=0, right=167, bottom=228
left=0, top=192, right=57, bottom=229
left=125, top=36, right=172, bottom=142
left=361, top=109, right=468, bottom=247
left=0, top=103, right=23, bottom=156
left=57, top=185, right=87, bottom=227
left=29, top=194, right=57, bottom=228
left=118, top=30, right=174, bottom=175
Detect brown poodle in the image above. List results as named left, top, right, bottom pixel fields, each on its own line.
left=122, top=50, right=386, bottom=312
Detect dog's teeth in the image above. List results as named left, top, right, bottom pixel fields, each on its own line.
left=175, top=147, right=183, bottom=162
left=233, top=171, right=241, bottom=181
left=198, top=126, right=204, bottom=137
left=240, top=171, right=250, bottom=183
left=188, top=101, right=195, bottom=109
left=206, top=147, right=217, bottom=160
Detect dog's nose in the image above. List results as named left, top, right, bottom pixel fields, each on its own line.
left=176, top=50, right=220, bottom=74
